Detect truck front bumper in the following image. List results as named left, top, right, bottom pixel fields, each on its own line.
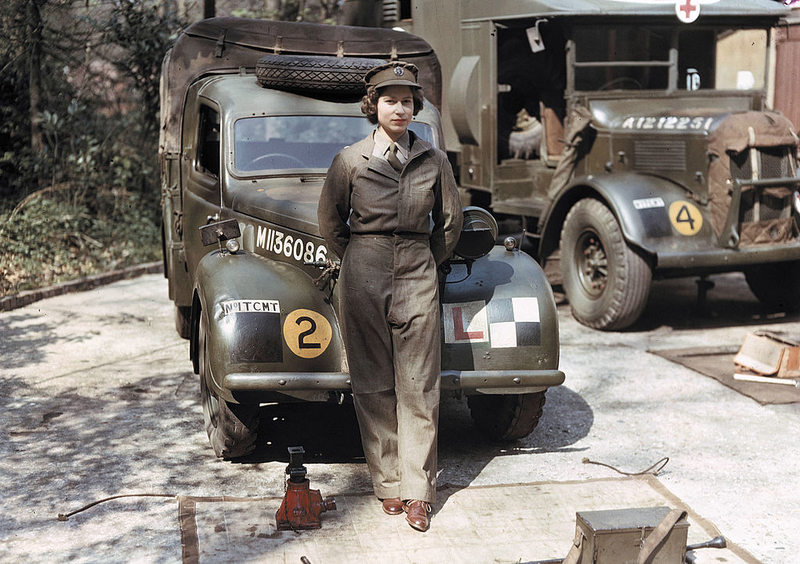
left=224, top=369, right=565, bottom=395
left=656, top=243, right=800, bottom=273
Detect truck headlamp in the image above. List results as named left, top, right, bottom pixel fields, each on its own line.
left=453, top=206, right=498, bottom=260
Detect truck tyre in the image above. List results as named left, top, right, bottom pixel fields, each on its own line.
left=175, top=305, right=191, bottom=340
left=468, top=392, right=546, bottom=441
left=560, top=198, right=652, bottom=330
left=255, top=55, right=385, bottom=94
left=744, top=261, right=800, bottom=312
left=199, top=312, right=259, bottom=459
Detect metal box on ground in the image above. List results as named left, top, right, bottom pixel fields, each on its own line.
left=574, top=506, right=688, bottom=564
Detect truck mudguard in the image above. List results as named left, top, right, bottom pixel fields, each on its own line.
left=442, top=245, right=561, bottom=389
left=546, top=172, right=724, bottom=262
left=193, top=248, right=343, bottom=403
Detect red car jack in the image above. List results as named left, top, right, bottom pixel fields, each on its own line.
left=276, top=446, right=336, bottom=530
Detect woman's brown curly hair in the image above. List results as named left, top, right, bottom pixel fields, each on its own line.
left=360, top=85, right=425, bottom=125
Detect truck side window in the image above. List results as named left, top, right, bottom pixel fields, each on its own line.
left=197, top=105, right=220, bottom=178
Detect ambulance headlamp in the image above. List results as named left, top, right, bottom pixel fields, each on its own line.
left=453, top=206, right=498, bottom=260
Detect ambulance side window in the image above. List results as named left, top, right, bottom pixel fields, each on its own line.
left=197, top=105, right=220, bottom=178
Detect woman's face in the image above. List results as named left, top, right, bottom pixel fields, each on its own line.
left=376, top=85, right=414, bottom=140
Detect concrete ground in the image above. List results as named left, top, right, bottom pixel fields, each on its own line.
left=178, top=477, right=752, bottom=563
left=0, top=271, right=798, bottom=563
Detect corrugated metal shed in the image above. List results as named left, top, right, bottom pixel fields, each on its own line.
left=774, top=10, right=800, bottom=130
left=459, top=0, right=790, bottom=22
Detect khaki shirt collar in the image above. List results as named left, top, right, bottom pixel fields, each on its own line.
left=373, top=128, right=410, bottom=161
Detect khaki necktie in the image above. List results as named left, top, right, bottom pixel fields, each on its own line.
left=386, top=142, right=403, bottom=172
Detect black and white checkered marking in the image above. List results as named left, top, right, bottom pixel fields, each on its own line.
left=443, top=297, right=541, bottom=347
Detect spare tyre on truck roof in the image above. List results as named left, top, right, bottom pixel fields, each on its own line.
left=255, top=54, right=386, bottom=94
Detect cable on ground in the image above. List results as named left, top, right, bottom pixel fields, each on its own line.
left=57, top=493, right=176, bottom=521
left=581, top=456, right=669, bottom=476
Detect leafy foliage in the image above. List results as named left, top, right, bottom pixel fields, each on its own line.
left=99, top=0, right=183, bottom=137
left=0, top=1, right=345, bottom=297
left=0, top=1, right=186, bottom=296
left=233, top=0, right=342, bottom=24
left=0, top=186, right=161, bottom=294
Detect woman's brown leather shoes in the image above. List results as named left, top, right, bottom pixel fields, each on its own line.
left=381, top=497, right=404, bottom=515
left=403, top=500, right=431, bottom=532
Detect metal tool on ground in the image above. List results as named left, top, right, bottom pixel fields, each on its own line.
left=529, top=509, right=730, bottom=564
left=684, top=535, right=727, bottom=563
left=531, top=507, right=688, bottom=564
left=275, top=446, right=336, bottom=530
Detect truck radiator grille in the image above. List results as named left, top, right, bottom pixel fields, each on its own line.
left=729, top=146, right=796, bottom=244
left=634, top=140, right=686, bottom=171
left=730, top=146, right=792, bottom=181
left=739, top=190, right=790, bottom=222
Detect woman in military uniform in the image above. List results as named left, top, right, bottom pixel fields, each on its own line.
left=317, top=61, right=462, bottom=532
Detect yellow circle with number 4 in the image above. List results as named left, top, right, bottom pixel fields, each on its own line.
left=283, top=309, right=332, bottom=358
left=668, top=201, right=703, bottom=236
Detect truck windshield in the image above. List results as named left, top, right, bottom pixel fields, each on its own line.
left=234, top=115, right=435, bottom=173
left=572, top=24, right=768, bottom=93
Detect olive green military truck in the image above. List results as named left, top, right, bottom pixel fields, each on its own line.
left=159, top=18, right=564, bottom=458
left=348, top=0, right=800, bottom=330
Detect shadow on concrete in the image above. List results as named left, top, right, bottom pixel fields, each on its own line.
left=229, top=383, right=594, bottom=519
left=236, top=383, right=594, bottom=465
left=0, top=310, right=93, bottom=370
left=433, top=385, right=593, bottom=517
left=241, top=402, right=365, bottom=465
left=632, top=273, right=800, bottom=332
left=0, top=367, right=212, bottom=563
left=522, top=385, right=594, bottom=452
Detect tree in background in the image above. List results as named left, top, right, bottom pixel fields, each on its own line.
left=1, top=0, right=84, bottom=196
left=0, top=0, right=185, bottom=294
left=0, top=0, right=345, bottom=295
left=1, top=0, right=184, bottom=199
left=232, top=0, right=342, bottom=24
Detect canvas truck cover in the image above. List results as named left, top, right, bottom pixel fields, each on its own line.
left=159, top=17, right=441, bottom=157
left=707, top=111, right=799, bottom=245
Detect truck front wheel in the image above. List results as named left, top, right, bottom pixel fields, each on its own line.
left=468, top=392, right=546, bottom=441
left=744, top=261, right=800, bottom=312
left=560, top=198, right=652, bottom=330
left=199, top=312, right=260, bottom=459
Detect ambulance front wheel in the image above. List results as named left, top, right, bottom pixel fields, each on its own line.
left=199, top=310, right=260, bottom=459
left=468, top=391, right=546, bottom=441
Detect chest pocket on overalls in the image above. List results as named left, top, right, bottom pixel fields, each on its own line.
left=406, top=164, right=437, bottom=219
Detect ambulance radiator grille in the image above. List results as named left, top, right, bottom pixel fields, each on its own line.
left=729, top=145, right=795, bottom=237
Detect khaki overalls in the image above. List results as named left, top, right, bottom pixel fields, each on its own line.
left=318, top=131, right=462, bottom=503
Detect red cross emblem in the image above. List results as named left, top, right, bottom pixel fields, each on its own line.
left=676, top=0, right=700, bottom=23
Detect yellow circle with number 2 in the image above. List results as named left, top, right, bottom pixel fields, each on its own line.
left=283, top=309, right=332, bottom=358
left=668, top=201, right=703, bottom=236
